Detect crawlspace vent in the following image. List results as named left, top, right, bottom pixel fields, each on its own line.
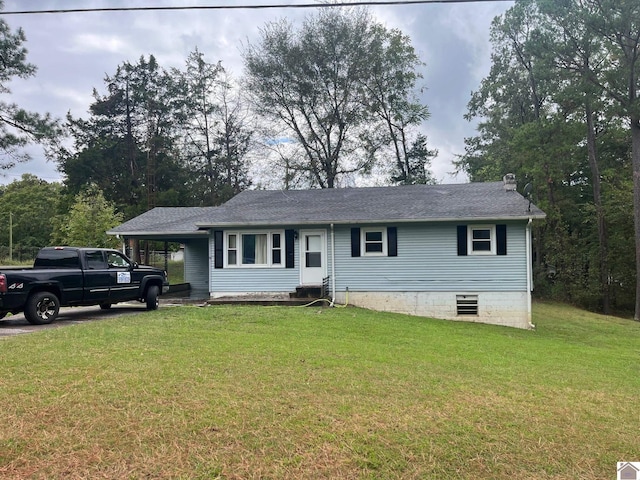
left=456, top=295, right=478, bottom=316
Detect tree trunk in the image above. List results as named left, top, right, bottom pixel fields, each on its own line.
left=585, top=104, right=610, bottom=314
left=633, top=117, right=640, bottom=321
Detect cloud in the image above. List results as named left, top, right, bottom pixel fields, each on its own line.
left=66, top=33, right=128, bottom=54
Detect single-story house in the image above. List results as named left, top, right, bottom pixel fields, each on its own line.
left=108, top=176, right=545, bottom=329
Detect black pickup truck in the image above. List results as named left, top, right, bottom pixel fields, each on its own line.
left=0, top=247, right=169, bottom=325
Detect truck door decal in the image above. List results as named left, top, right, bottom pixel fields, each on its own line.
left=117, top=272, right=131, bottom=284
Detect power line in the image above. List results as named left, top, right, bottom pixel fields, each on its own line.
left=2, top=0, right=512, bottom=15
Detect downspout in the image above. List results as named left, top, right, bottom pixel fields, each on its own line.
left=526, top=218, right=535, bottom=328
left=330, top=223, right=336, bottom=307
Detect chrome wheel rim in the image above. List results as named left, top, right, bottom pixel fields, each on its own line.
left=37, top=297, right=57, bottom=321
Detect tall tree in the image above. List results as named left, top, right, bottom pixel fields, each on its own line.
left=579, top=0, right=640, bottom=320
left=177, top=51, right=252, bottom=205
left=62, top=55, right=190, bottom=218
left=243, top=7, right=432, bottom=188
left=462, top=0, right=554, bottom=175
left=210, top=71, right=253, bottom=202
left=178, top=49, right=224, bottom=204
left=365, top=24, right=436, bottom=185
left=0, top=1, right=61, bottom=171
left=536, top=0, right=613, bottom=312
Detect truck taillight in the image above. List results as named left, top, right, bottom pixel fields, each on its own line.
left=0, top=274, right=6, bottom=293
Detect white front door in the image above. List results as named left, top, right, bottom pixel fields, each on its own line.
left=300, top=230, right=326, bottom=285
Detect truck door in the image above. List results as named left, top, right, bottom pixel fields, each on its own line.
left=83, top=250, right=111, bottom=304
left=106, top=251, right=140, bottom=303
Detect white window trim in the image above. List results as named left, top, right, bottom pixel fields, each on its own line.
left=224, top=230, right=285, bottom=268
left=226, top=233, right=238, bottom=267
left=468, top=224, right=496, bottom=256
left=361, top=226, right=388, bottom=256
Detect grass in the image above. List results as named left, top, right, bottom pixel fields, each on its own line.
left=0, top=301, right=639, bottom=479
left=0, top=258, right=33, bottom=267
left=145, top=259, right=185, bottom=285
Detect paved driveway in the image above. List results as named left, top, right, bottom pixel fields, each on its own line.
left=0, top=304, right=151, bottom=337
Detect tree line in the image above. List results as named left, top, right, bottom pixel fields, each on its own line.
left=458, top=0, right=639, bottom=316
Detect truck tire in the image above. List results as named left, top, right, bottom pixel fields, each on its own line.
left=25, top=291, right=60, bottom=325
left=99, top=303, right=112, bottom=310
left=146, top=285, right=160, bottom=310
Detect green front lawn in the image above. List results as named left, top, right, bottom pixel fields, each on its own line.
left=0, top=302, right=638, bottom=479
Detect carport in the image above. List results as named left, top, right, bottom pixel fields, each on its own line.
left=107, top=206, right=219, bottom=300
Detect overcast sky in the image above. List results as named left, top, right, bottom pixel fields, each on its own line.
left=1, top=0, right=513, bottom=187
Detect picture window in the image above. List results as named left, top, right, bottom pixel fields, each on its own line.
left=225, top=231, right=284, bottom=267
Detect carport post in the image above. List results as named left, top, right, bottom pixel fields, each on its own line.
left=164, top=241, right=169, bottom=273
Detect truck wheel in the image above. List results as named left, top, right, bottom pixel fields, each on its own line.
left=99, top=303, right=112, bottom=310
left=146, top=285, right=160, bottom=310
left=25, top=292, right=60, bottom=325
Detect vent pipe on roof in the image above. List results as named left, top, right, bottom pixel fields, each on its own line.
left=503, top=173, right=517, bottom=191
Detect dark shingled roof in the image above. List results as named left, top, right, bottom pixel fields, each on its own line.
left=108, top=182, right=545, bottom=237
left=108, top=207, right=218, bottom=237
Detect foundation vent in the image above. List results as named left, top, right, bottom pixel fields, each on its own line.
left=456, top=295, right=478, bottom=316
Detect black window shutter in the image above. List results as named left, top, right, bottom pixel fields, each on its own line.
left=214, top=230, right=224, bottom=269
left=285, top=229, right=295, bottom=268
left=496, top=224, right=507, bottom=255
left=351, top=227, right=361, bottom=257
left=387, top=227, right=398, bottom=257
left=457, top=225, right=468, bottom=256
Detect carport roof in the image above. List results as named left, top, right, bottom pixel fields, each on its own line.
left=107, top=206, right=217, bottom=238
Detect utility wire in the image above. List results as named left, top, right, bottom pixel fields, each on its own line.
left=3, top=0, right=512, bottom=15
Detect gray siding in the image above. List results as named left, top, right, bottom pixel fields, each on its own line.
left=207, top=221, right=528, bottom=294
left=184, top=239, right=209, bottom=293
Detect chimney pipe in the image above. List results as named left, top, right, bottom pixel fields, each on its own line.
left=503, top=173, right=517, bottom=191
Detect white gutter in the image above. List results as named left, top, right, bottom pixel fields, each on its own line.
left=330, top=223, right=336, bottom=306
left=526, top=218, right=534, bottom=328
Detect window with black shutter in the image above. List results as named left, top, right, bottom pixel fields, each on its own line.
left=457, top=224, right=507, bottom=256
left=352, top=226, right=397, bottom=257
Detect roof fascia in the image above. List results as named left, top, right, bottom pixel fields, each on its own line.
left=106, top=230, right=209, bottom=238
left=195, top=213, right=546, bottom=228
